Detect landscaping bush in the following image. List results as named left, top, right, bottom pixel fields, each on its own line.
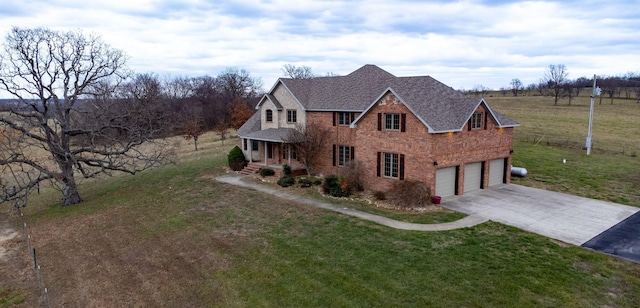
left=311, top=177, right=323, bottom=186
left=277, top=176, right=295, bottom=187
left=386, top=180, right=431, bottom=208
left=259, top=168, right=275, bottom=177
left=373, top=191, right=386, bottom=200
left=282, top=164, right=292, bottom=177
left=227, top=146, right=247, bottom=171
left=340, top=160, right=365, bottom=192
left=322, top=174, right=350, bottom=197
left=298, top=177, right=312, bottom=188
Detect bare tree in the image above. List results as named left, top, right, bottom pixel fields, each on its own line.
left=282, top=64, right=316, bottom=79
left=214, top=121, right=230, bottom=146
left=285, top=122, right=331, bottom=176
left=510, top=78, right=523, bottom=97
left=543, top=64, right=569, bottom=105
left=180, top=103, right=205, bottom=151
left=0, top=27, right=173, bottom=206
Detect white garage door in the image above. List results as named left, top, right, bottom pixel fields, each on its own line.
left=464, top=162, right=483, bottom=193
left=435, top=167, right=457, bottom=197
left=489, top=158, right=506, bottom=186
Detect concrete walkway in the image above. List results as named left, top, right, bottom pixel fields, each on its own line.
left=216, top=174, right=488, bottom=231
left=440, top=184, right=639, bottom=246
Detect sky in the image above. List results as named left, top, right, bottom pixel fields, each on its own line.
left=1, top=0, right=639, bottom=92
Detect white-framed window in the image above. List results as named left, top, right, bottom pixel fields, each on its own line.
left=338, top=112, right=351, bottom=126
left=385, top=113, right=400, bottom=130
left=338, top=145, right=351, bottom=166
left=471, top=112, right=483, bottom=129
left=266, top=109, right=273, bottom=122
left=287, top=109, right=297, bottom=123
left=383, top=152, right=399, bottom=178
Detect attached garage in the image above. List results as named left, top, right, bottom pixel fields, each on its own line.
left=489, top=158, right=506, bottom=186
left=464, top=162, right=483, bottom=193
left=435, top=167, right=457, bottom=197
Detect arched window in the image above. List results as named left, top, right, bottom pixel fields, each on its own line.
left=266, top=109, right=273, bottom=122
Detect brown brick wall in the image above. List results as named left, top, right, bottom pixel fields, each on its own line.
left=241, top=92, right=514, bottom=196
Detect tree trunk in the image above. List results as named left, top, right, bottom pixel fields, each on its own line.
left=193, top=138, right=198, bottom=151
left=60, top=161, right=83, bottom=205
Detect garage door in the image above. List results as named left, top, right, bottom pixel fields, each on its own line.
left=489, top=158, right=506, bottom=186
left=464, top=162, right=483, bottom=193
left=435, top=167, right=457, bottom=197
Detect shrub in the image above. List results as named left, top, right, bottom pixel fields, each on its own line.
left=227, top=146, right=247, bottom=171
left=282, top=164, right=292, bottom=177
left=340, top=160, right=365, bottom=192
left=373, top=191, right=386, bottom=201
left=323, top=174, right=350, bottom=197
left=259, top=168, right=275, bottom=177
left=386, top=180, right=431, bottom=209
left=277, top=176, right=295, bottom=187
left=311, top=177, right=323, bottom=186
left=298, top=177, right=312, bottom=188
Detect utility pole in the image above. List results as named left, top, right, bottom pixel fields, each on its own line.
left=586, top=74, right=601, bottom=155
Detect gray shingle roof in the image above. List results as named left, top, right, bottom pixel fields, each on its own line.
left=261, top=65, right=518, bottom=132
left=236, top=111, right=298, bottom=142
left=236, top=111, right=261, bottom=136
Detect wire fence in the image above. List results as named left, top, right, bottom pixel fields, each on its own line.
left=517, top=132, right=639, bottom=157
left=13, top=198, right=50, bottom=308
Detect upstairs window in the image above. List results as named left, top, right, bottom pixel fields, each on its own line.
left=266, top=109, right=273, bottom=122
left=471, top=112, right=483, bottom=129
left=338, top=112, right=351, bottom=126
left=385, top=113, right=400, bottom=130
left=287, top=109, right=297, bottom=123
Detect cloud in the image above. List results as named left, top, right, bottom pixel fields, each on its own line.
left=0, top=0, right=638, bottom=91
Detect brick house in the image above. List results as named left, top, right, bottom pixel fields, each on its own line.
left=236, top=65, right=518, bottom=198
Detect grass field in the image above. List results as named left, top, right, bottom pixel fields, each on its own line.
left=1, top=94, right=640, bottom=307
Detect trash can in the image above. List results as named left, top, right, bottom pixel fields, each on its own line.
left=432, top=196, right=441, bottom=204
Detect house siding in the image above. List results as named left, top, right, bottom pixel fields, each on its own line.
left=265, top=83, right=305, bottom=129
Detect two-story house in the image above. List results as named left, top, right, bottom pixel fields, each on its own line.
left=236, top=65, right=519, bottom=198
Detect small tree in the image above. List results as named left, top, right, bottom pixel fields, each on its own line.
left=510, top=78, right=523, bottom=97
left=543, top=64, right=569, bottom=105
left=181, top=105, right=205, bottom=151
left=285, top=122, right=331, bottom=176
left=214, top=121, right=230, bottom=145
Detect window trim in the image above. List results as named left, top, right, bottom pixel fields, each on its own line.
left=337, top=145, right=350, bottom=167
left=383, top=152, right=399, bottom=178
left=471, top=112, right=483, bottom=129
left=265, top=109, right=273, bottom=122
left=286, top=109, right=297, bottom=123
left=338, top=112, right=351, bottom=126
left=384, top=113, right=400, bottom=130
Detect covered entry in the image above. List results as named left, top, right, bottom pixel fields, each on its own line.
left=489, top=158, right=506, bottom=186
left=435, top=166, right=458, bottom=197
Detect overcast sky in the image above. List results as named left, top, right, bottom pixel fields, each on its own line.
left=1, top=0, right=639, bottom=91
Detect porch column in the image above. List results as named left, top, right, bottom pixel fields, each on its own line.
left=263, top=141, right=268, bottom=166
left=248, top=139, right=253, bottom=163
left=287, top=144, right=292, bottom=165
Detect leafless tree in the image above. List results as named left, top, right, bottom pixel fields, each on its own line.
left=180, top=103, right=205, bottom=151
left=543, top=64, right=569, bottom=105
left=0, top=27, right=173, bottom=206
left=510, top=78, right=523, bottom=97
left=282, top=64, right=316, bottom=79
left=285, top=122, right=331, bottom=176
left=214, top=121, right=230, bottom=146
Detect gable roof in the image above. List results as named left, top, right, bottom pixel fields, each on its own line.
left=259, top=64, right=518, bottom=132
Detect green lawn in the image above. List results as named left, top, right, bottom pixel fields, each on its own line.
left=2, top=140, right=638, bottom=307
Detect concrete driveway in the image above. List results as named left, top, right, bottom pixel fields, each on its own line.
left=440, top=184, right=639, bottom=246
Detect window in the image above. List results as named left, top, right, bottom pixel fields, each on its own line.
left=338, top=112, right=351, bottom=126
left=243, top=139, right=248, bottom=150
left=251, top=140, right=259, bottom=151
left=282, top=144, right=297, bottom=160
left=471, top=112, right=483, bottom=129
left=266, top=109, right=273, bottom=122
left=287, top=109, right=297, bottom=123
left=338, top=145, right=351, bottom=166
left=383, top=152, right=399, bottom=178
left=385, top=113, right=400, bottom=130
